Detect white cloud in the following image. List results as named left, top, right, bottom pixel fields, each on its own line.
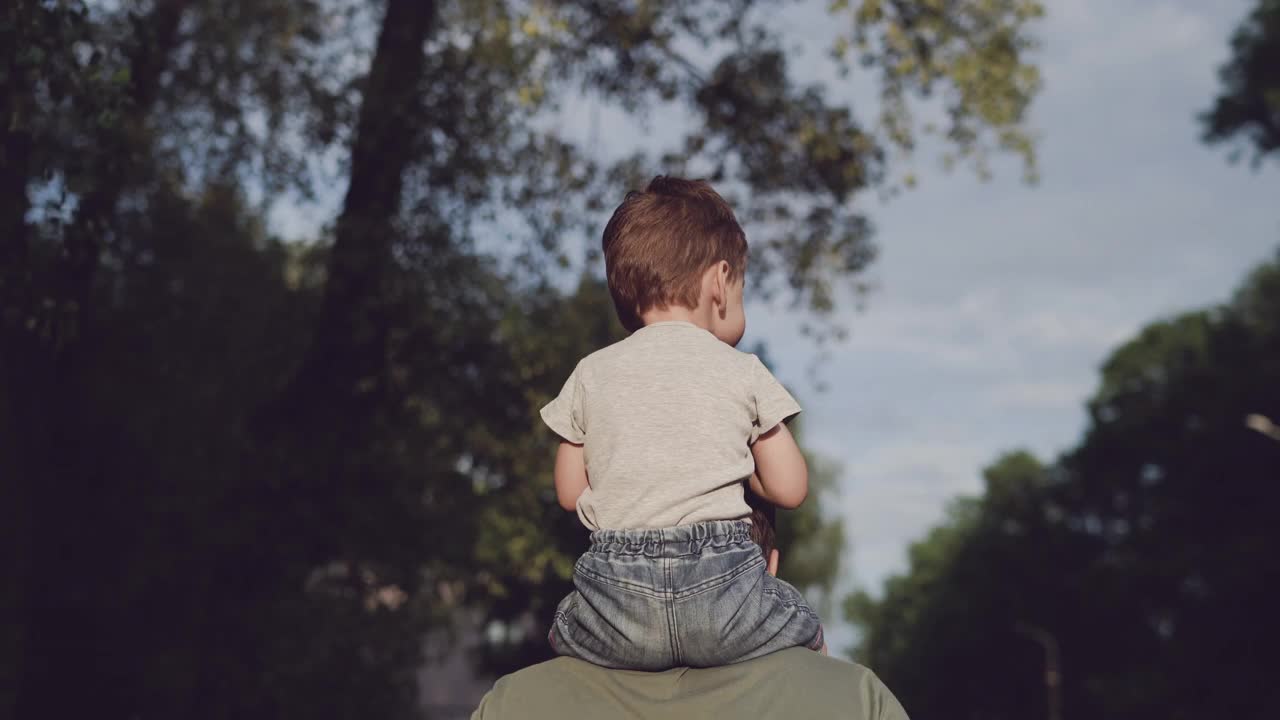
left=988, top=379, right=1093, bottom=411
left=1049, top=1, right=1213, bottom=73
left=742, top=2, right=1278, bottom=642
left=834, top=442, right=991, bottom=593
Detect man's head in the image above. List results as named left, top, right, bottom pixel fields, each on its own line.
left=601, top=176, right=748, bottom=343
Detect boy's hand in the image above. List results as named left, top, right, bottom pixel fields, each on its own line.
left=749, top=423, right=808, bottom=509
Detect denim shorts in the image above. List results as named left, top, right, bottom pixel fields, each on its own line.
left=548, top=519, right=824, bottom=670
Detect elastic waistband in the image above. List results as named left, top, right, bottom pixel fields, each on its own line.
left=588, top=519, right=753, bottom=557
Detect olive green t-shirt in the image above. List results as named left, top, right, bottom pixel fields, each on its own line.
left=470, top=647, right=909, bottom=719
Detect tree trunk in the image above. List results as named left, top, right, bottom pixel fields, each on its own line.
left=290, top=0, right=438, bottom=406
left=10, top=3, right=186, bottom=716
left=223, top=1, right=437, bottom=713
left=58, top=0, right=186, bottom=336
left=0, top=71, right=33, bottom=719
left=1, top=5, right=55, bottom=716
left=248, top=0, right=438, bottom=570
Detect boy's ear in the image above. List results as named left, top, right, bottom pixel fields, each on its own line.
left=703, top=261, right=727, bottom=306
left=709, top=260, right=731, bottom=305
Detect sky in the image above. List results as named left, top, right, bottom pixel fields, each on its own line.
left=270, top=0, right=1279, bottom=658
left=744, top=0, right=1279, bottom=652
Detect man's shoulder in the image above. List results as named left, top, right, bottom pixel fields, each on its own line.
left=485, top=656, right=582, bottom=694
left=469, top=658, right=597, bottom=720
left=492, top=648, right=871, bottom=684
left=473, top=650, right=909, bottom=720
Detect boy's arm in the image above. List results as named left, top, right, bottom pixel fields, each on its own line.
left=749, top=423, right=808, bottom=509
left=553, top=440, right=589, bottom=512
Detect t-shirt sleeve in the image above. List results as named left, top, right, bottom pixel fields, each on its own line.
left=863, top=668, right=911, bottom=720
left=748, top=354, right=801, bottom=444
left=540, top=363, right=586, bottom=444
left=469, top=676, right=508, bottom=720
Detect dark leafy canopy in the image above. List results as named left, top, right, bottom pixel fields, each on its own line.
left=847, top=252, right=1280, bottom=720
left=1203, top=0, right=1280, bottom=163
left=2, top=0, right=1041, bottom=717
left=851, top=16, right=1280, bottom=716
left=844, top=452, right=1076, bottom=720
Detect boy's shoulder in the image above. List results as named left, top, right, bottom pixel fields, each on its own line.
left=578, top=324, right=759, bottom=375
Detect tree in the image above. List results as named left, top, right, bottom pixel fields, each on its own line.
left=850, top=10, right=1280, bottom=709
left=847, top=251, right=1280, bottom=720
left=774, top=447, right=847, bottom=615
left=1202, top=0, right=1280, bottom=164
left=1050, top=255, right=1280, bottom=719
left=3, top=1, right=1044, bottom=716
left=845, top=452, right=1087, bottom=720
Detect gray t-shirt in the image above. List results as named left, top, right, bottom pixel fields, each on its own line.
left=540, top=321, right=801, bottom=530
left=471, top=648, right=910, bottom=719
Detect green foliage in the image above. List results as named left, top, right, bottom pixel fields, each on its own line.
left=499, top=0, right=1043, bottom=317
left=833, top=0, right=1044, bottom=183
left=776, top=446, right=847, bottom=616
left=1202, top=0, right=1280, bottom=163
left=847, top=252, right=1280, bottom=720
left=2, top=1, right=1043, bottom=717
left=850, top=16, right=1280, bottom=710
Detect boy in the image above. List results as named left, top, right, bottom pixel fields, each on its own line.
left=539, top=176, right=825, bottom=671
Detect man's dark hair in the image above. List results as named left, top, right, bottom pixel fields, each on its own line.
left=746, top=492, right=777, bottom=560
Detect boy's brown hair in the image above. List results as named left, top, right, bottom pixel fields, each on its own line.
left=601, top=176, right=748, bottom=331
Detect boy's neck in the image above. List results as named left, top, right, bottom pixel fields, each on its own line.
left=640, top=304, right=712, bottom=332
